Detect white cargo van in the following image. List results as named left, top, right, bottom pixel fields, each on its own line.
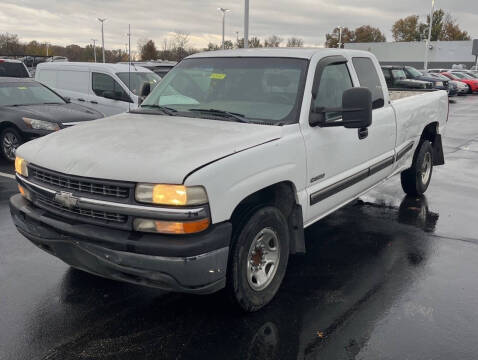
left=35, top=62, right=161, bottom=116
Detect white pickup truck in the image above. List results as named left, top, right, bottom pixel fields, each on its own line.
left=10, top=49, right=448, bottom=312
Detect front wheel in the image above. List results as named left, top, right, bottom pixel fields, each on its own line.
left=1, top=127, right=23, bottom=162
left=227, top=206, right=290, bottom=312
left=401, top=140, right=433, bottom=196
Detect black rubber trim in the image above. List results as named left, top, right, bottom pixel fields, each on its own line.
left=369, top=156, right=395, bottom=176
left=396, top=141, right=414, bottom=161
left=310, top=153, right=396, bottom=206
left=310, top=168, right=369, bottom=205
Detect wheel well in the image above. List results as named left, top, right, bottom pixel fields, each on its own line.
left=0, top=122, right=19, bottom=135
left=420, top=122, right=439, bottom=145
left=417, top=121, right=444, bottom=166
left=230, top=181, right=306, bottom=254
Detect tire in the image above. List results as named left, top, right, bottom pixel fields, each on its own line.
left=1, top=127, right=23, bottom=162
left=227, top=206, right=290, bottom=312
left=401, top=140, right=433, bottom=196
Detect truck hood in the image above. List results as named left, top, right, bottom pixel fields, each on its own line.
left=17, top=112, right=282, bottom=184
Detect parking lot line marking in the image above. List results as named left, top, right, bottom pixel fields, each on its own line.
left=0, top=171, right=15, bottom=180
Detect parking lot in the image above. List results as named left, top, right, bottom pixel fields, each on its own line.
left=0, top=94, right=477, bottom=359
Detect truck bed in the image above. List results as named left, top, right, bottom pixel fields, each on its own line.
left=389, top=89, right=440, bottom=102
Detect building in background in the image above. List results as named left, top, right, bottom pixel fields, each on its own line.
left=345, top=40, right=476, bottom=69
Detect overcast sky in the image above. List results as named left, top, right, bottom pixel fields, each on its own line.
left=1, top=0, right=477, bottom=51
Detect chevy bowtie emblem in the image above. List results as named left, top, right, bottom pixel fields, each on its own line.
left=54, top=191, right=79, bottom=209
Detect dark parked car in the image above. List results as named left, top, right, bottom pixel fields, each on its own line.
left=0, top=78, right=103, bottom=161
left=0, top=59, right=30, bottom=78
left=382, top=66, right=433, bottom=90
left=401, top=66, right=448, bottom=91
left=422, top=72, right=458, bottom=96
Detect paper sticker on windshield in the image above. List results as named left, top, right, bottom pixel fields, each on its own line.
left=17, top=87, right=27, bottom=90
left=210, top=73, right=226, bottom=80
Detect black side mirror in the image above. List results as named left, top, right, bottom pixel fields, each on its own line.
left=309, top=87, right=372, bottom=129
left=342, top=87, right=372, bottom=128
left=140, top=82, right=151, bottom=98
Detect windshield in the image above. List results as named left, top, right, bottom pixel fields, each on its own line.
left=451, top=72, right=472, bottom=79
left=141, top=57, right=308, bottom=124
left=0, top=82, right=66, bottom=106
left=405, top=66, right=423, bottom=78
left=0, top=62, right=29, bottom=78
left=116, top=72, right=161, bottom=96
left=392, top=69, right=406, bottom=80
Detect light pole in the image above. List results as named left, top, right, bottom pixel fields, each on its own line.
left=424, top=0, right=435, bottom=70
left=337, top=26, right=343, bottom=48
left=218, top=8, right=230, bottom=50
left=98, top=18, right=106, bottom=63
left=91, top=39, right=97, bottom=62
left=244, top=0, right=249, bottom=48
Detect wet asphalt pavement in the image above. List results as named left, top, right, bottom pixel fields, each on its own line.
left=1, top=96, right=478, bottom=360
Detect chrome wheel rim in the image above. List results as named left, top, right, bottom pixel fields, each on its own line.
left=3, top=132, right=19, bottom=161
left=421, top=152, right=432, bottom=184
left=246, top=228, right=280, bottom=291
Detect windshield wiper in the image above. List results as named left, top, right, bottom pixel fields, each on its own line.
left=137, top=104, right=178, bottom=116
left=187, top=108, right=250, bottom=123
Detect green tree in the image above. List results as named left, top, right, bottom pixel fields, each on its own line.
left=392, top=10, right=470, bottom=42
left=139, top=39, right=158, bottom=60
left=224, top=40, right=234, bottom=49
left=325, top=27, right=354, bottom=48
left=392, top=15, right=422, bottom=41
left=354, top=25, right=386, bottom=43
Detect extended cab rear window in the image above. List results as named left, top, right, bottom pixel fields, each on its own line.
left=352, top=57, right=384, bottom=109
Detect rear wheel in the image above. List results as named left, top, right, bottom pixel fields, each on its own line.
left=1, top=127, right=23, bottom=162
left=401, top=140, right=433, bottom=196
left=227, top=206, right=289, bottom=312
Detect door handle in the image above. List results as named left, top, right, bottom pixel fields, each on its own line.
left=90, top=100, right=98, bottom=104
left=358, top=127, right=368, bottom=140
left=77, top=98, right=85, bottom=102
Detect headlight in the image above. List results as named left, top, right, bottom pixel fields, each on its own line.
left=15, top=156, right=29, bottom=177
left=135, top=184, right=208, bottom=206
left=22, top=117, right=60, bottom=131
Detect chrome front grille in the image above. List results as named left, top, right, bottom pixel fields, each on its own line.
left=35, top=193, right=127, bottom=224
left=29, top=165, right=130, bottom=199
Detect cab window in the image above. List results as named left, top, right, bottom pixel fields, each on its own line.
left=92, top=72, right=131, bottom=102
left=313, top=63, right=353, bottom=120
left=353, top=57, right=384, bottom=109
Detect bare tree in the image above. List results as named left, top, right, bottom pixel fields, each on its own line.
left=264, top=35, right=283, bottom=47
left=286, top=37, right=304, bottom=47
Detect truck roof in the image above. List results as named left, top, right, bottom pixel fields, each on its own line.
left=36, top=62, right=153, bottom=73
left=187, top=48, right=374, bottom=60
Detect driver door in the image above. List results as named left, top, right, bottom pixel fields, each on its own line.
left=302, top=56, right=396, bottom=225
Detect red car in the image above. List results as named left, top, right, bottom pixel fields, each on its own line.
left=441, top=72, right=478, bottom=93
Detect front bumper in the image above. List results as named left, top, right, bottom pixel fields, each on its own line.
left=10, top=194, right=232, bottom=294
